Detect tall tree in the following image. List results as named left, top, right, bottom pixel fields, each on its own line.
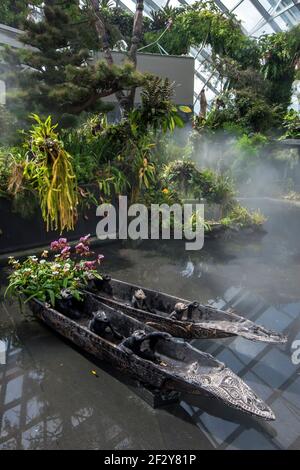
left=2, top=0, right=144, bottom=126
left=89, top=0, right=145, bottom=113
left=0, top=1, right=42, bottom=29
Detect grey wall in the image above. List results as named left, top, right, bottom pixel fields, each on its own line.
left=94, top=51, right=194, bottom=106
left=0, top=23, right=24, bottom=49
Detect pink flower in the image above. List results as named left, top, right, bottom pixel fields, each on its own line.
left=75, top=242, right=90, bottom=256
left=50, top=238, right=68, bottom=251
left=50, top=241, right=59, bottom=251
left=83, top=260, right=97, bottom=271
left=80, top=234, right=91, bottom=245
left=60, top=246, right=71, bottom=259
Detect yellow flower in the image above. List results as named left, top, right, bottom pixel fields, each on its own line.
left=162, top=188, right=169, bottom=194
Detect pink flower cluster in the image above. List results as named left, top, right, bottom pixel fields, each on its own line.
left=75, top=234, right=91, bottom=256
left=50, top=238, right=68, bottom=251
left=82, top=254, right=104, bottom=271
left=50, top=235, right=104, bottom=271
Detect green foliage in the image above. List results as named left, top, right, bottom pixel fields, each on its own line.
left=145, top=2, right=259, bottom=67
left=200, top=89, right=281, bottom=134
left=58, top=60, right=145, bottom=115
left=0, top=148, right=13, bottom=195
left=5, top=237, right=102, bottom=306
left=143, top=4, right=298, bottom=121
left=2, top=1, right=145, bottom=127
left=23, top=114, right=78, bottom=232
left=100, top=6, right=152, bottom=48
left=221, top=203, right=266, bottom=228
left=0, top=106, right=19, bottom=146
left=131, top=77, right=185, bottom=133
left=162, top=159, right=235, bottom=205
left=0, top=1, right=42, bottom=29
left=259, top=25, right=300, bottom=108
left=189, top=210, right=212, bottom=233
left=149, top=6, right=182, bottom=32
left=236, top=133, right=269, bottom=156
left=4, top=115, right=78, bottom=231
left=97, top=164, right=129, bottom=201
left=137, top=186, right=180, bottom=207
left=280, top=110, right=300, bottom=140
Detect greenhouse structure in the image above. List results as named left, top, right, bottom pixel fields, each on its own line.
left=0, top=0, right=299, bottom=453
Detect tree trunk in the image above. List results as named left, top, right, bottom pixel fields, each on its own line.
left=200, top=89, right=207, bottom=118
left=125, top=0, right=144, bottom=111
left=90, top=0, right=114, bottom=66
left=89, top=0, right=144, bottom=115
left=128, top=0, right=144, bottom=67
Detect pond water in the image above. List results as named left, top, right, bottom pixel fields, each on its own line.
left=0, top=198, right=299, bottom=449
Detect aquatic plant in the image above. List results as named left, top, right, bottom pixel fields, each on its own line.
left=5, top=235, right=103, bottom=306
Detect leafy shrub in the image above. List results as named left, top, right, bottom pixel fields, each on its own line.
left=221, top=203, right=266, bottom=228
left=163, top=159, right=235, bottom=205
left=280, top=110, right=300, bottom=140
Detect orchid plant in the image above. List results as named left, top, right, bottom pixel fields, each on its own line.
left=5, top=235, right=103, bottom=306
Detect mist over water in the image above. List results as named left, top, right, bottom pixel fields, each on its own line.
left=185, top=128, right=300, bottom=197
left=0, top=197, right=299, bottom=449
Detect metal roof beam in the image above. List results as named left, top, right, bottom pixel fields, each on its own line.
left=250, top=0, right=282, bottom=32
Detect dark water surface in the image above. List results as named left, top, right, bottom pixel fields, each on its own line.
left=0, top=198, right=299, bottom=449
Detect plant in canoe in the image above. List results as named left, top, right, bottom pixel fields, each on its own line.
left=8, top=114, right=78, bottom=232
left=5, top=235, right=103, bottom=307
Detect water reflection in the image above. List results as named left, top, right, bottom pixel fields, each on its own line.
left=0, top=198, right=300, bottom=449
left=0, top=340, right=7, bottom=365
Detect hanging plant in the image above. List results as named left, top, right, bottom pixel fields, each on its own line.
left=23, top=114, right=78, bottom=232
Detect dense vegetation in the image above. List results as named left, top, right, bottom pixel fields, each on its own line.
left=0, top=0, right=299, bottom=238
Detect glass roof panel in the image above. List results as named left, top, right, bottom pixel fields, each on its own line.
left=123, top=0, right=300, bottom=107
left=221, top=0, right=244, bottom=10
left=233, top=0, right=264, bottom=30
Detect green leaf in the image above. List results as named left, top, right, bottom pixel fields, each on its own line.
left=48, top=290, right=56, bottom=306
left=179, top=106, right=192, bottom=113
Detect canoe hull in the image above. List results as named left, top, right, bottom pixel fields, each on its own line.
left=29, top=299, right=167, bottom=390
left=28, top=295, right=275, bottom=420
left=89, top=294, right=231, bottom=340
left=86, top=278, right=287, bottom=343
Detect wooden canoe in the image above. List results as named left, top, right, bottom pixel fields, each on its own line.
left=86, top=277, right=287, bottom=344
left=29, top=292, right=275, bottom=420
